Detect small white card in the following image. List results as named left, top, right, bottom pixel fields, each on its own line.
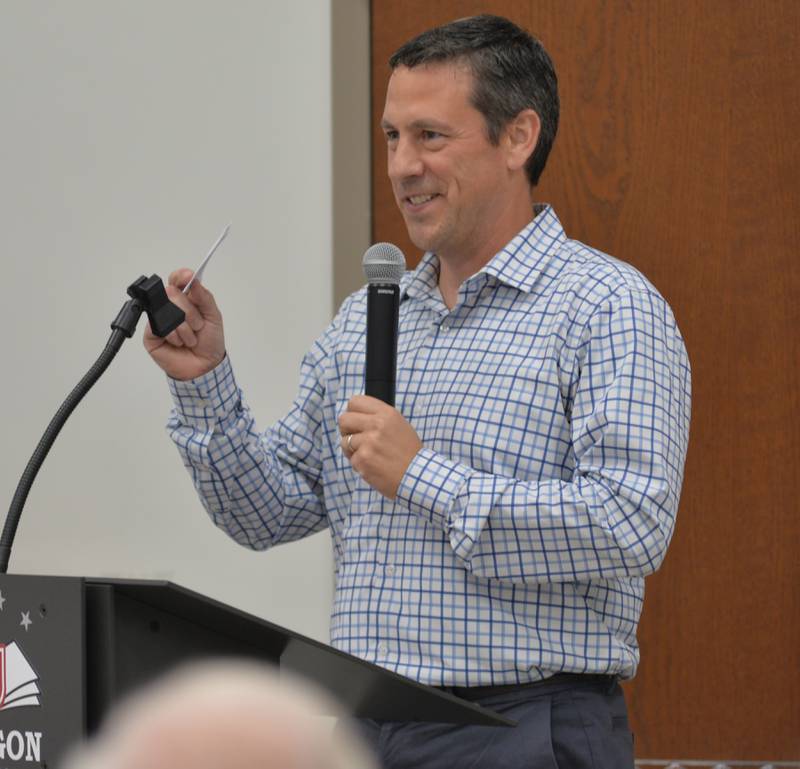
left=183, top=223, right=231, bottom=294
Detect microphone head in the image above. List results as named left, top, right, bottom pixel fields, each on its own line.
left=362, top=242, right=406, bottom=285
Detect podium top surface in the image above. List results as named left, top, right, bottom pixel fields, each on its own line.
left=2, top=574, right=513, bottom=727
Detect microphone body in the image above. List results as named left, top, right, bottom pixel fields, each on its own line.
left=365, top=283, right=400, bottom=405
left=362, top=243, right=406, bottom=406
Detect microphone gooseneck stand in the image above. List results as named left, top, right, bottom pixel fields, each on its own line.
left=0, top=275, right=185, bottom=574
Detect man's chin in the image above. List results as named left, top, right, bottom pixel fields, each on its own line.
left=403, top=224, right=440, bottom=255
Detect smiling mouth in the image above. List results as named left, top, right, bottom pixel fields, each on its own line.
left=404, top=193, right=440, bottom=206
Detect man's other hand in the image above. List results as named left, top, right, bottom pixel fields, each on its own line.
left=143, top=268, right=226, bottom=381
left=339, top=396, right=423, bottom=499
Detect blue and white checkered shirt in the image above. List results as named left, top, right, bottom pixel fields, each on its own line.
left=168, top=205, right=691, bottom=686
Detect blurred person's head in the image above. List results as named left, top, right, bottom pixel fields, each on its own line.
left=61, top=661, right=377, bottom=769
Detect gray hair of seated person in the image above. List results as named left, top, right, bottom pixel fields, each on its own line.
left=61, top=661, right=377, bottom=769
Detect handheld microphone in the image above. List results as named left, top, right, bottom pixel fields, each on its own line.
left=362, top=243, right=406, bottom=406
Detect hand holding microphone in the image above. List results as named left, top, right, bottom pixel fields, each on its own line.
left=339, top=394, right=422, bottom=499
left=339, top=243, right=422, bottom=499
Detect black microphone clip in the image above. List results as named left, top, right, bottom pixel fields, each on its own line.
left=125, top=275, right=185, bottom=338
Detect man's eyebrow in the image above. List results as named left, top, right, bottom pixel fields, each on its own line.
left=380, top=118, right=453, bottom=132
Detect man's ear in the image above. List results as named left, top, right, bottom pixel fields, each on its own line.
left=504, top=109, right=541, bottom=172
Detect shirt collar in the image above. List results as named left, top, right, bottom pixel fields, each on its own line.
left=402, top=204, right=567, bottom=301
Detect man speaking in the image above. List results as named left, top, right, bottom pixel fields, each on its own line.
left=145, top=15, right=691, bottom=769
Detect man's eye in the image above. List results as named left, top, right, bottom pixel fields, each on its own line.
left=385, top=131, right=399, bottom=143
left=422, top=130, right=443, bottom=141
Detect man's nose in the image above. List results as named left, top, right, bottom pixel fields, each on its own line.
left=389, top=138, right=424, bottom=180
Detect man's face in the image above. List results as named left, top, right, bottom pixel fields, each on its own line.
left=381, top=63, right=518, bottom=264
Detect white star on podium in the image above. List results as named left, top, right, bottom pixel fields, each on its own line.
left=20, top=611, right=32, bottom=631
left=0, top=590, right=5, bottom=610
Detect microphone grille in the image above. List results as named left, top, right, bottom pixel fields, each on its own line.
left=362, top=242, right=406, bottom=284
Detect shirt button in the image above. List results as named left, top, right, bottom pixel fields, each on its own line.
left=385, top=564, right=396, bottom=576
left=378, top=642, right=388, bottom=655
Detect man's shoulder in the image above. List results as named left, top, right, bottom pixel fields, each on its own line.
left=556, top=236, right=664, bottom=308
left=337, top=284, right=369, bottom=315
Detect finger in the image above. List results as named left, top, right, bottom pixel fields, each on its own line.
left=168, top=268, right=194, bottom=289
left=176, top=323, right=198, bottom=348
left=142, top=320, right=165, bottom=352
left=347, top=395, right=387, bottom=414
left=165, top=285, right=205, bottom=331
left=338, top=411, right=372, bottom=436
left=340, top=433, right=357, bottom=455
left=184, top=278, right=222, bottom=321
left=165, top=328, right=184, bottom=347
left=165, top=271, right=221, bottom=325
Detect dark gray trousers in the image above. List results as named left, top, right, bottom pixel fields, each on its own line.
left=353, top=675, right=634, bottom=769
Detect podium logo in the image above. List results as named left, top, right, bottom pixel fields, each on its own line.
left=0, top=730, right=42, bottom=764
left=0, top=643, right=42, bottom=763
left=0, top=642, right=41, bottom=711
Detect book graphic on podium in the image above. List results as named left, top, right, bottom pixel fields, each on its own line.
left=0, top=642, right=41, bottom=711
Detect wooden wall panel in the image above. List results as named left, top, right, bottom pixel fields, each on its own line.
left=372, top=0, right=800, bottom=761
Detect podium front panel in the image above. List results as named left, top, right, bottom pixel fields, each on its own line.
left=0, top=574, right=85, bottom=767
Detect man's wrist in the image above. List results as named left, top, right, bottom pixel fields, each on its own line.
left=168, top=354, right=239, bottom=430
left=396, top=448, right=470, bottom=531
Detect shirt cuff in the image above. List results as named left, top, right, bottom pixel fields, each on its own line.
left=167, top=355, right=240, bottom=431
left=396, top=447, right=471, bottom=532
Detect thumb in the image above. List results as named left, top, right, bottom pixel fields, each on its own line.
left=184, top=278, right=222, bottom=321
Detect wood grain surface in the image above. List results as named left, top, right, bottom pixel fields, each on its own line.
left=371, top=0, right=800, bottom=759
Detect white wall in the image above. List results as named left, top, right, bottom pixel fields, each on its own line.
left=0, top=2, right=336, bottom=642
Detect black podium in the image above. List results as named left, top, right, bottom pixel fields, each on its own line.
left=0, top=574, right=509, bottom=766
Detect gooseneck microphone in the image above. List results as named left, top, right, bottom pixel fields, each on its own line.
left=362, top=243, right=406, bottom=406
left=0, top=275, right=184, bottom=573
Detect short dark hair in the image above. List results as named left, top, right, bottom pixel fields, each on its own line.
left=389, top=15, right=559, bottom=186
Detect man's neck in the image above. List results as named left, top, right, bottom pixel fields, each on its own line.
left=438, top=265, right=470, bottom=310
left=436, top=208, right=537, bottom=309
